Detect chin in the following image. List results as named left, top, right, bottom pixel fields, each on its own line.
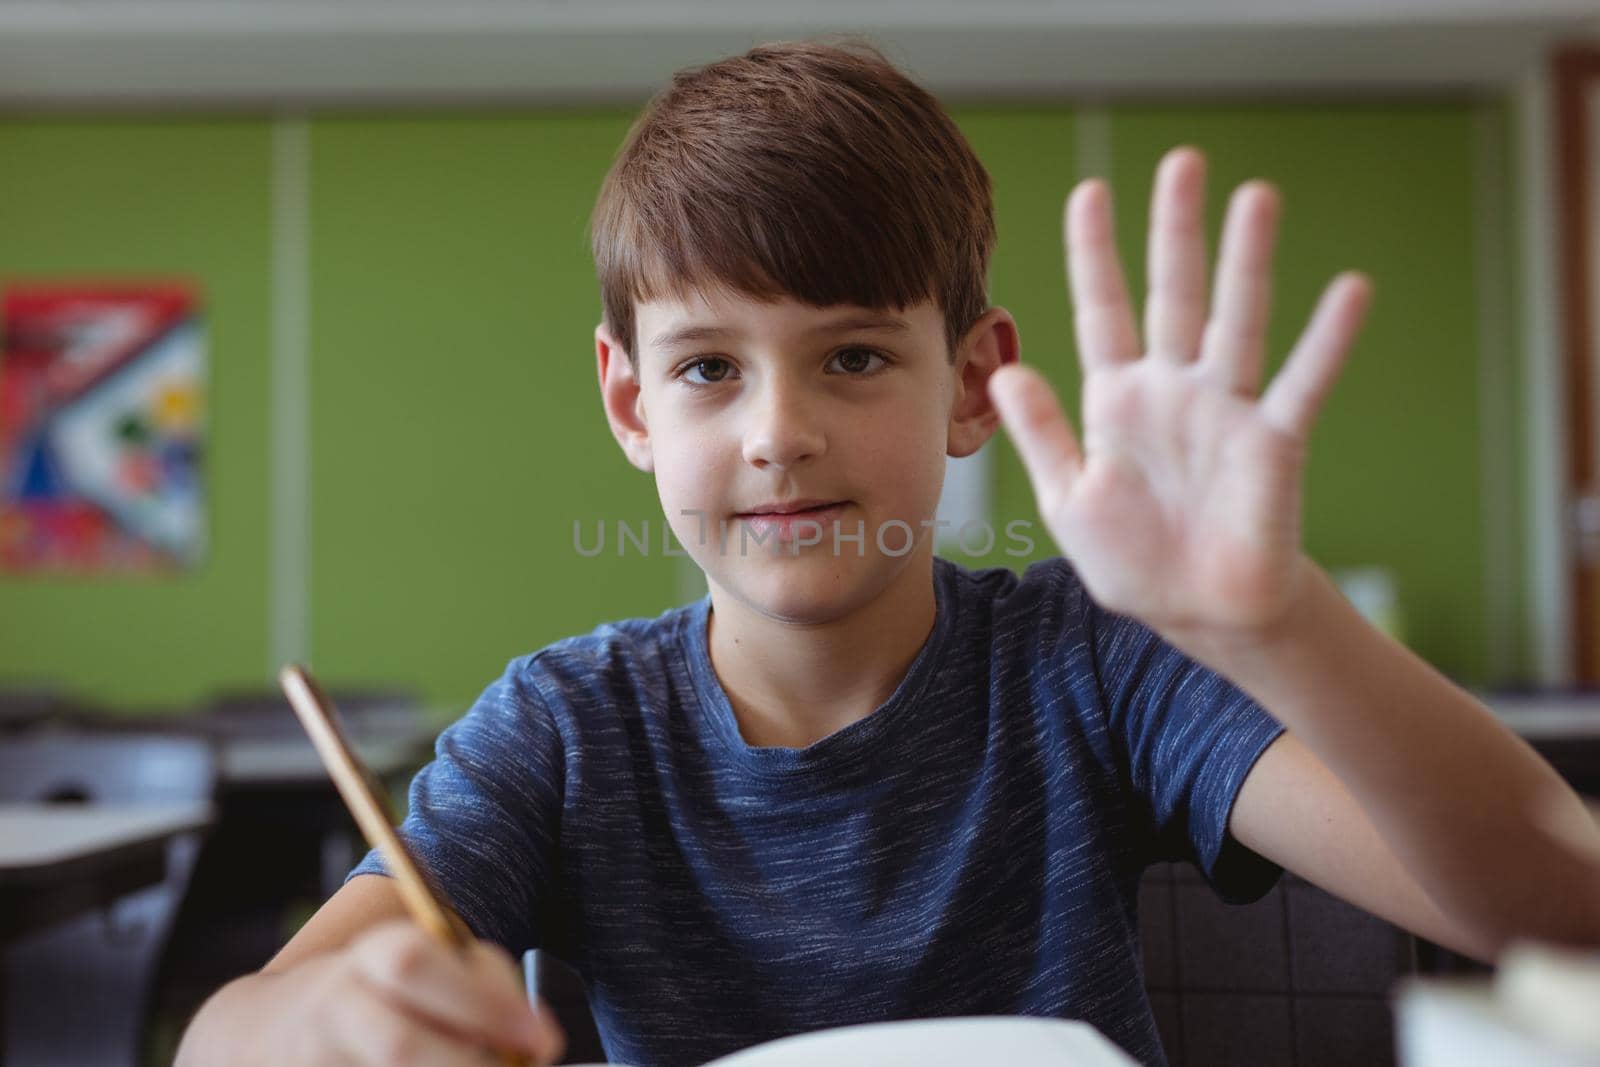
left=717, top=552, right=871, bottom=624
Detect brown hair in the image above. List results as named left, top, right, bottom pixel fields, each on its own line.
left=589, top=36, right=996, bottom=365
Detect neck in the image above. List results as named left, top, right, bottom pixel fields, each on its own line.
left=704, top=545, right=940, bottom=749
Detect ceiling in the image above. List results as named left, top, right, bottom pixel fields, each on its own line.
left=0, top=0, right=1597, bottom=108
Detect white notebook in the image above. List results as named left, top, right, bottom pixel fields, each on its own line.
left=570, top=1015, right=1140, bottom=1067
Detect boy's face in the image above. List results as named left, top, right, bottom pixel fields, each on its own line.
left=596, top=288, right=1014, bottom=624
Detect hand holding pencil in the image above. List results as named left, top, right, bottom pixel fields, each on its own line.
left=278, top=664, right=567, bottom=1067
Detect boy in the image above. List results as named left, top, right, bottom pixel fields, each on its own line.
left=177, top=37, right=1600, bottom=1067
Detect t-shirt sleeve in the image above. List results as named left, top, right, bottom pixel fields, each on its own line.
left=1077, top=576, right=1289, bottom=904
left=345, top=654, right=565, bottom=952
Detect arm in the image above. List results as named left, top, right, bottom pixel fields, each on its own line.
left=1230, top=731, right=1490, bottom=960
left=988, top=145, right=1600, bottom=960
left=1214, top=567, right=1600, bottom=960
left=1232, top=728, right=1586, bottom=964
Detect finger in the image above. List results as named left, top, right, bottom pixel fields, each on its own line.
left=988, top=363, right=1083, bottom=512
left=530, top=1000, right=567, bottom=1067
left=465, top=942, right=568, bottom=1064
left=1145, top=146, right=1210, bottom=363
left=1065, top=179, right=1140, bottom=372
left=334, top=979, right=500, bottom=1066
left=1199, top=180, right=1280, bottom=395
left=1259, top=272, right=1373, bottom=436
left=351, top=924, right=549, bottom=1058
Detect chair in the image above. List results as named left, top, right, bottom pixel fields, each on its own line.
left=1137, top=861, right=1489, bottom=1067
left=0, top=685, right=87, bottom=736
left=0, top=730, right=217, bottom=1067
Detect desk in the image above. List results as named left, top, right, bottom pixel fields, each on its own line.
left=0, top=803, right=214, bottom=946
left=219, top=731, right=431, bottom=787
left=70, top=703, right=435, bottom=788
left=0, top=803, right=213, bottom=1067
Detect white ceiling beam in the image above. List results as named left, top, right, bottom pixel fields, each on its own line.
left=0, top=2, right=1594, bottom=106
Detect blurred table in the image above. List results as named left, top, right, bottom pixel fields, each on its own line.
left=0, top=802, right=213, bottom=1067
left=219, top=729, right=431, bottom=787
left=77, top=699, right=435, bottom=794
left=0, top=803, right=214, bottom=945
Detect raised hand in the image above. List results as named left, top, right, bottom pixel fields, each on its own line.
left=988, top=147, right=1372, bottom=641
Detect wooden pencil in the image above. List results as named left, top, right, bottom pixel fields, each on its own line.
left=279, top=663, right=530, bottom=1067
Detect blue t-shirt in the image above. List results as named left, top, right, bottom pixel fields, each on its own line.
left=349, top=555, right=1287, bottom=1066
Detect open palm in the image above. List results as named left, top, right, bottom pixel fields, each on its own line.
left=989, top=147, right=1372, bottom=638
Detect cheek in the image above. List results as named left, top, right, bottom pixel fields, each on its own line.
left=849, top=401, right=949, bottom=506
left=651, top=420, right=725, bottom=506
left=650, top=423, right=740, bottom=562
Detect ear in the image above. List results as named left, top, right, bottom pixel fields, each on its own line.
left=596, top=322, right=654, bottom=473
left=947, top=307, right=1020, bottom=459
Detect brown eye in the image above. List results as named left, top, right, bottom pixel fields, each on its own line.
left=829, top=348, right=886, bottom=375
left=683, top=357, right=733, bottom=385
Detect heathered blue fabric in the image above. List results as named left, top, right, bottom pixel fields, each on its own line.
left=349, top=554, right=1287, bottom=1066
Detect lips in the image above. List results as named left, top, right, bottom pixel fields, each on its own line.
left=734, top=501, right=851, bottom=545
left=737, top=498, right=846, bottom=517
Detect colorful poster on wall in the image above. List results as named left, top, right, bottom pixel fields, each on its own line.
left=0, top=282, right=205, bottom=573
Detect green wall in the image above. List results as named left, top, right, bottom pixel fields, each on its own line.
left=307, top=114, right=676, bottom=708
left=952, top=109, right=1080, bottom=579
left=0, top=98, right=1515, bottom=711
left=0, top=119, right=274, bottom=709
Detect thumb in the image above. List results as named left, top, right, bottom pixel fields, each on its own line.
left=988, top=363, right=1083, bottom=511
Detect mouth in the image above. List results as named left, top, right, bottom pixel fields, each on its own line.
left=735, top=499, right=849, bottom=518
left=732, top=501, right=852, bottom=544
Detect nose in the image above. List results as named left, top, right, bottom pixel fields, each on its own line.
left=741, top=377, right=826, bottom=471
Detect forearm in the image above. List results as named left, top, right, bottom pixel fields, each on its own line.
left=1171, top=559, right=1600, bottom=956
left=175, top=956, right=333, bottom=1067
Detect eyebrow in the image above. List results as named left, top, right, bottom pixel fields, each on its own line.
left=650, top=313, right=911, bottom=352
